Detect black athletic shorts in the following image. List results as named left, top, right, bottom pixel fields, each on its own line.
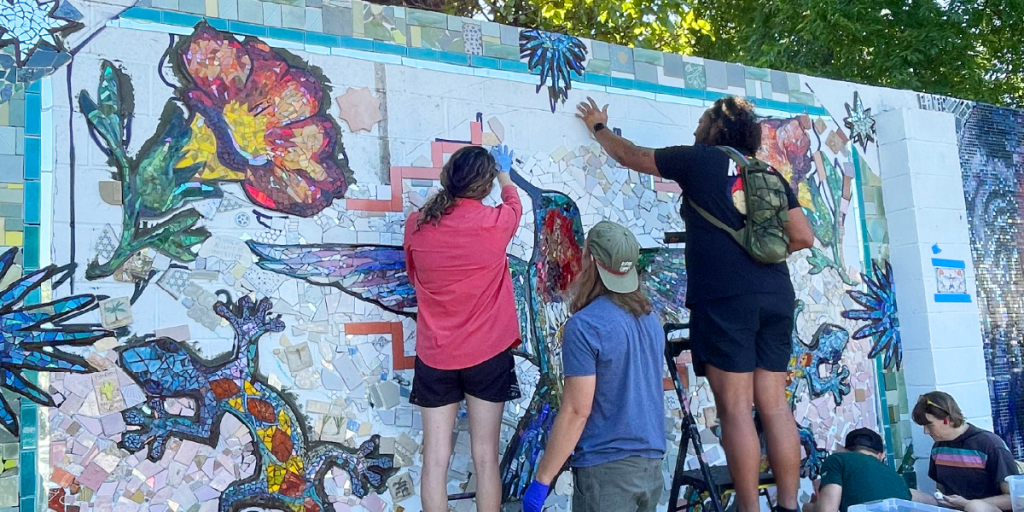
left=409, top=348, right=522, bottom=408
left=688, top=293, right=795, bottom=376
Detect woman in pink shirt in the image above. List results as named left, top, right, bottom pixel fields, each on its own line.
left=404, top=145, right=524, bottom=512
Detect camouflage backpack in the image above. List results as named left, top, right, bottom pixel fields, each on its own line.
left=688, top=146, right=791, bottom=264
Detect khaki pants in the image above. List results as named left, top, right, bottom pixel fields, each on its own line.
left=572, top=456, right=665, bottom=512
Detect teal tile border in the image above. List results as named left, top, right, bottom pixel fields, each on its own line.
left=117, top=7, right=836, bottom=117
left=19, top=78, right=42, bottom=512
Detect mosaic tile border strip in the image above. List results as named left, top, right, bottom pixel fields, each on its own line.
left=115, top=5, right=830, bottom=117
left=18, top=77, right=43, bottom=512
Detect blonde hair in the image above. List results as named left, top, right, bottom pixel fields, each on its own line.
left=570, top=251, right=652, bottom=317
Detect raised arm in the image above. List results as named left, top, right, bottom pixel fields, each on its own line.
left=576, top=98, right=661, bottom=177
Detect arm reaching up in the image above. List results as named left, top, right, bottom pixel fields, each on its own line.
left=576, top=98, right=661, bottom=177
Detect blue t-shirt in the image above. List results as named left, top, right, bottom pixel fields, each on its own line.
left=562, top=295, right=666, bottom=467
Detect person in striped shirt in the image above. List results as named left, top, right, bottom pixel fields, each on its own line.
left=913, top=391, right=1019, bottom=512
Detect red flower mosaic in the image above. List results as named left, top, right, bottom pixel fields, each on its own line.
left=174, top=23, right=351, bottom=217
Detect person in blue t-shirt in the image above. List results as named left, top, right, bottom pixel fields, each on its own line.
left=521, top=220, right=667, bottom=512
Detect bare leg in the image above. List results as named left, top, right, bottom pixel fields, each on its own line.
left=704, top=366, right=759, bottom=512
left=420, top=403, right=459, bottom=512
left=754, top=369, right=800, bottom=510
left=466, top=395, right=505, bottom=512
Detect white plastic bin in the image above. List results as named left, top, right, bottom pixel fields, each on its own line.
left=1009, top=474, right=1024, bottom=512
left=848, top=498, right=946, bottom=512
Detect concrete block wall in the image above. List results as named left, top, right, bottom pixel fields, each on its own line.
left=877, top=108, right=992, bottom=488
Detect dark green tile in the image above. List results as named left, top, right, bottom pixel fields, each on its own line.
left=23, top=226, right=38, bottom=266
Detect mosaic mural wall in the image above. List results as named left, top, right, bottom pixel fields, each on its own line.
left=0, top=0, right=937, bottom=509
left=957, top=103, right=1024, bottom=458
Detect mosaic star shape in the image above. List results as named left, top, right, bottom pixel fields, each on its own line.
left=335, top=87, right=383, bottom=133
left=843, top=91, right=876, bottom=151
left=0, top=0, right=81, bottom=65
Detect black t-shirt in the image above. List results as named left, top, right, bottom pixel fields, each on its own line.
left=654, top=144, right=800, bottom=305
left=928, top=424, right=1019, bottom=500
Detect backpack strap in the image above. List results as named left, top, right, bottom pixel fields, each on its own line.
left=717, top=145, right=751, bottom=166
left=688, top=198, right=744, bottom=245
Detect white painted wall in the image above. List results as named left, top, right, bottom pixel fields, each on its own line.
left=877, top=108, right=992, bottom=489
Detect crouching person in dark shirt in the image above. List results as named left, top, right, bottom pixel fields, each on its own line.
left=803, top=428, right=932, bottom=512
left=913, top=392, right=1019, bottom=512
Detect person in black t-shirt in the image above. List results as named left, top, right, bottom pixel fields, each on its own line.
left=575, top=96, right=814, bottom=512
left=912, top=391, right=1019, bottom=512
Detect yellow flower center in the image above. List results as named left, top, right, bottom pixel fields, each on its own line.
left=223, top=101, right=271, bottom=165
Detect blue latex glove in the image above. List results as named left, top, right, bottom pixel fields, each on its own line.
left=522, top=480, right=550, bottom=512
left=490, top=144, right=514, bottom=174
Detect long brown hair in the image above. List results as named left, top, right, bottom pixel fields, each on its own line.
left=694, top=96, right=762, bottom=155
left=416, top=146, right=497, bottom=229
left=570, top=251, right=652, bottom=317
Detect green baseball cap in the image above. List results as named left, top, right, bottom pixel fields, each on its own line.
left=586, top=220, right=640, bottom=294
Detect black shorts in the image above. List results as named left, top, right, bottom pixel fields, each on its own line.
left=688, top=293, right=795, bottom=376
left=409, top=349, right=522, bottom=408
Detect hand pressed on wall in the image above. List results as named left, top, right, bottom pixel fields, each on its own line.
left=575, top=97, right=609, bottom=133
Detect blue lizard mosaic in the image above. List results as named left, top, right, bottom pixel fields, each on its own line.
left=117, top=295, right=396, bottom=512
left=787, top=301, right=852, bottom=406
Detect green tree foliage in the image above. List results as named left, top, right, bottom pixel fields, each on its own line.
left=687, top=0, right=1023, bottom=107
left=378, top=0, right=1023, bottom=107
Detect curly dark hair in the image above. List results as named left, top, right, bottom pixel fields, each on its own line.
left=694, top=96, right=762, bottom=155
left=416, top=146, right=497, bottom=229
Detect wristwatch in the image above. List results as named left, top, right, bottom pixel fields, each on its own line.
left=592, top=122, right=606, bottom=133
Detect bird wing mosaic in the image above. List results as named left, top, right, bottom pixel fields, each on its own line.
left=118, top=295, right=396, bottom=511
left=0, top=248, right=112, bottom=435
left=247, top=242, right=416, bottom=317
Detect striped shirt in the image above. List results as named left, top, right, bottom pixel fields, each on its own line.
left=928, top=424, right=1018, bottom=500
